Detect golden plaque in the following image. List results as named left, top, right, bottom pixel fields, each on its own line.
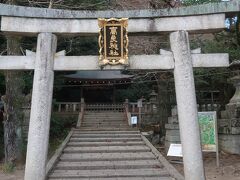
left=98, top=18, right=129, bottom=66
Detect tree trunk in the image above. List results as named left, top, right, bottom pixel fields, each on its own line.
left=155, top=73, right=170, bottom=137
left=2, top=35, right=24, bottom=164
left=237, top=12, right=240, bottom=46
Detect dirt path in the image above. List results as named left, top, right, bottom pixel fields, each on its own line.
left=0, top=164, right=24, bottom=180
left=172, top=152, right=240, bottom=180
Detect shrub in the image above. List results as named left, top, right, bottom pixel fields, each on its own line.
left=0, top=122, right=4, bottom=160
left=2, top=162, right=15, bottom=173
left=50, top=115, right=76, bottom=139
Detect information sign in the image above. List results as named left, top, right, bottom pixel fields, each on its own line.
left=198, top=111, right=218, bottom=152
left=131, top=116, right=137, bottom=125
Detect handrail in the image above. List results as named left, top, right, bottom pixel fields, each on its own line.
left=76, top=98, right=85, bottom=128
left=53, top=102, right=81, bottom=112
left=124, top=99, right=131, bottom=126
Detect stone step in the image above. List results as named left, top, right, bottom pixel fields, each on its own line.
left=47, top=110, right=182, bottom=180
left=63, top=145, right=150, bottom=153
left=60, top=152, right=156, bottom=162
left=72, top=130, right=139, bottom=134
left=84, top=115, right=124, bottom=117
left=49, top=177, right=174, bottom=180
left=80, top=123, right=127, bottom=125
left=84, top=111, right=124, bottom=116
left=81, top=123, right=127, bottom=126
left=84, top=116, right=124, bottom=119
left=83, top=118, right=125, bottom=120
left=71, top=134, right=141, bottom=138
left=83, top=118, right=125, bottom=121
left=76, top=128, right=135, bottom=131
left=81, top=123, right=128, bottom=126
left=49, top=168, right=169, bottom=178
left=67, top=141, right=145, bottom=147
left=80, top=126, right=130, bottom=129
left=70, top=137, right=142, bottom=142
left=55, top=160, right=162, bottom=170
left=82, top=120, right=125, bottom=123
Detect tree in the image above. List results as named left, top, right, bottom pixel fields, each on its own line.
left=236, top=12, right=240, bottom=45
left=3, top=36, right=25, bottom=165
left=1, top=0, right=25, bottom=167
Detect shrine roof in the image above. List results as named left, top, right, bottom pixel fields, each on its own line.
left=64, top=71, right=133, bottom=80
left=0, top=1, right=239, bottom=19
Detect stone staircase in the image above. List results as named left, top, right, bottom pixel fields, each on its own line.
left=81, top=111, right=129, bottom=129
left=47, top=111, right=183, bottom=180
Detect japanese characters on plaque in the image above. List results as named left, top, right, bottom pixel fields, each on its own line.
left=98, top=18, right=129, bottom=66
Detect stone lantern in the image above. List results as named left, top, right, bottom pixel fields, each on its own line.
left=149, top=90, right=158, bottom=113
left=149, top=90, right=158, bottom=103
left=218, top=60, right=240, bottom=154
left=228, top=60, right=240, bottom=105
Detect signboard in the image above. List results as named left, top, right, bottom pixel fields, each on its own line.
left=137, top=99, right=142, bottom=108
left=167, top=144, right=183, bottom=157
left=131, top=116, right=137, bottom=125
left=198, top=111, right=219, bottom=167
left=98, top=18, right=129, bottom=66
left=198, top=111, right=218, bottom=152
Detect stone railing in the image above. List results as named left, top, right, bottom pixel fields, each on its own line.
left=85, top=103, right=124, bottom=112
left=128, top=102, right=157, bottom=115
left=53, top=102, right=82, bottom=113
left=53, top=102, right=125, bottom=113
left=197, top=103, right=221, bottom=112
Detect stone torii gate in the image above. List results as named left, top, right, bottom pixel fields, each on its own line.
left=0, top=2, right=239, bottom=180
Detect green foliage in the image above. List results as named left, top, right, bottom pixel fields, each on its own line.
left=2, top=162, right=15, bottom=173
left=50, top=115, right=76, bottom=139
left=53, top=0, right=109, bottom=10
left=182, top=0, right=220, bottom=6
left=115, top=83, right=152, bottom=102
left=191, top=30, right=240, bottom=106
left=22, top=71, right=33, bottom=94
left=58, top=37, right=98, bottom=56
left=202, top=33, right=240, bottom=61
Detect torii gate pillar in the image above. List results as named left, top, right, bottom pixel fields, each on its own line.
left=170, top=31, right=205, bottom=180
left=24, top=33, right=57, bottom=180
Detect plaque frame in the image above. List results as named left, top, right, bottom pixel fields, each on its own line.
left=98, top=18, right=129, bottom=66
